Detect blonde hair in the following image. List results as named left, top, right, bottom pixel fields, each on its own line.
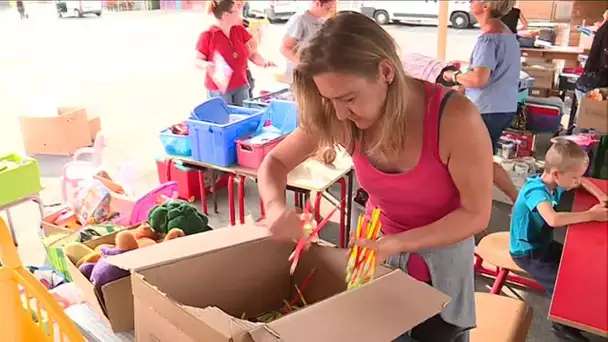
left=293, top=11, right=415, bottom=160
left=544, top=139, right=589, bottom=173
left=482, top=0, right=516, bottom=18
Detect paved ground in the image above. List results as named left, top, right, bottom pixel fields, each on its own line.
left=0, top=6, right=604, bottom=341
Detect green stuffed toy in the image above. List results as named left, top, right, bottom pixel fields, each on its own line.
left=148, top=201, right=210, bottom=236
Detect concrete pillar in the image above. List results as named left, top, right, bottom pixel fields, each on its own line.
left=437, top=0, right=449, bottom=60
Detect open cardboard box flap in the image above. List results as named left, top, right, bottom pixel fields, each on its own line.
left=128, top=225, right=451, bottom=342
left=105, top=226, right=271, bottom=272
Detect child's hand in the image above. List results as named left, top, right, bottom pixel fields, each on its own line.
left=588, top=204, right=608, bottom=222
left=597, top=195, right=608, bottom=207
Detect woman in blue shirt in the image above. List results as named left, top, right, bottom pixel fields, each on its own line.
left=443, top=0, right=520, bottom=204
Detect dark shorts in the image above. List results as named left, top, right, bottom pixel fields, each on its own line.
left=481, top=112, right=517, bottom=153
left=511, top=241, right=563, bottom=296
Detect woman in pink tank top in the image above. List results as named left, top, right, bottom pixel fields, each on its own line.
left=257, top=12, right=493, bottom=342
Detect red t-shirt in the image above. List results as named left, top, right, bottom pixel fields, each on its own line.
left=196, top=25, right=252, bottom=92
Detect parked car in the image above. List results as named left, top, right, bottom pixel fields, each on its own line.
left=55, top=0, right=102, bottom=18
left=247, top=0, right=309, bottom=22
left=360, top=0, right=477, bottom=29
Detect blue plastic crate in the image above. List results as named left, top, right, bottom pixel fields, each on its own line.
left=243, top=88, right=293, bottom=110
left=256, top=100, right=298, bottom=135
left=160, top=128, right=192, bottom=157
left=187, top=98, right=263, bottom=167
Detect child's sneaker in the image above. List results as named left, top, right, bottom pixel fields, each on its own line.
left=550, top=323, right=589, bottom=342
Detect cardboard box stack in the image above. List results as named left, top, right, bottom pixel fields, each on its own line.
left=86, top=225, right=451, bottom=339
left=522, top=60, right=556, bottom=98
left=19, top=107, right=101, bottom=155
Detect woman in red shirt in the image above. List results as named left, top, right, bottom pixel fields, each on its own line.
left=196, top=0, right=274, bottom=106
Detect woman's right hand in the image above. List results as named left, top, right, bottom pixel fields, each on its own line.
left=261, top=203, right=304, bottom=242
left=588, top=204, right=608, bottom=222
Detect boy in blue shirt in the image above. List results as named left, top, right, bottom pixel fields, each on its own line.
left=510, top=139, right=607, bottom=342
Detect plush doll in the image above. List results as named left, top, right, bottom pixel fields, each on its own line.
left=148, top=201, right=210, bottom=236
left=78, top=230, right=139, bottom=289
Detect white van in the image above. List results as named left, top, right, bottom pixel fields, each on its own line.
left=247, top=0, right=309, bottom=22
left=361, top=1, right=477, bottom=29
left=55, top=0, right=103, bottom=18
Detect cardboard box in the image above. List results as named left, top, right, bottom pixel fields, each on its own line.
left=529, top=88, right=550, bottom=98
left=104, top=226, right=450, bottom=342
left=41, top=209, right=76, bottom=236
left=18, top=107, right=101, bottom=155
left=578, top=88, right=608, bottom=132
left=523, top=66, right=556, bottom=90
left=61, top=230, right=136, bottom=332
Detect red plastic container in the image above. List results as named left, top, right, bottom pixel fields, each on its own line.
left=236, top=136, right=285, bottom=170
left=155, top=158, right=229, bottom=202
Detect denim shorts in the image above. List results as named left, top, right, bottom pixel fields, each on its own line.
left=481, top=112, right=517, bottom=152
left=208, top=85, right=251, bottom=106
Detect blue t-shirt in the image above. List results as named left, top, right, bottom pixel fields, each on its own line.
left=509, top=176, right=565, bottom=256
left=465, top=33, right=521, bottom=114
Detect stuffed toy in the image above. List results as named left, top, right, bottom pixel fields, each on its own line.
left=75, top=227, right=186, bottom=287
left=78, top=230, right=139, bottom=289
left=148, top=201, right=210, bottom=236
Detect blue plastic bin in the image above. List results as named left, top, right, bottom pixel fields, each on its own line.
left=256, top=100, right=298, bottom=135
left=187, top=98, right=263, bottom=167
left=243, top=88, right=293, bottom=110
left=160, top=128, right=192, bottom=157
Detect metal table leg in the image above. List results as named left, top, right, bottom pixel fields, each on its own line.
left=0, top=194, right=44, bottom=246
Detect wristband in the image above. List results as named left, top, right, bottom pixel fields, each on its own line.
left=452, top=70, right=462, bottom=85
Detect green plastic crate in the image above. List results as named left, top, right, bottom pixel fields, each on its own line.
left=0, top=154, right=43, bottom=207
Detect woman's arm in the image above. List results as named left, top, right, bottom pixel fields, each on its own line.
left=258, top=128, right=316, bottom=211
left=281, top=36, right=299, bottom=64
left=518, top=11, right=529, bottom=30
left=245, top=39, right=274, bottom=67
left=393, top=95, right=494, bottom=251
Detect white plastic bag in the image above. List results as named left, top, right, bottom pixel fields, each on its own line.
left=212, top=52, right=233, bottom=94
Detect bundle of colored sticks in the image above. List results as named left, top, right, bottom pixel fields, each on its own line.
left=244, top=268, right=316, bottom=323
left=346, top=208, right=382, bottom=290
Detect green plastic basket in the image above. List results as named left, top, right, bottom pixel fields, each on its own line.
left=0, top=154, right=43, bottom=207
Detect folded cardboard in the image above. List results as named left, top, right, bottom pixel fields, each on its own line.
left=19, top=107, right=101, bottom=155
left=104, top=225, right=451, bottom=342
left=578, top=89, right=608, bottom=133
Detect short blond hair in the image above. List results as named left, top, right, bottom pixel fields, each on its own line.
left=482, top=0, right=516, bottom=18
left=544, top=139, right=589, bottom=173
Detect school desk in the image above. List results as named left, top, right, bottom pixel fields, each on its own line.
left=166, top=151, right=355, bottom=247
left=549, top=178, right=608, bottom=337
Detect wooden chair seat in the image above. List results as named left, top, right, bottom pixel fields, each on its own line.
left=476, top=232, right=526, bottom=274
left=471, top=292, right=533, bottom=342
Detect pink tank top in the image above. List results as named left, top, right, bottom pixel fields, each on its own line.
left=352, top=82, right=460, bottom=282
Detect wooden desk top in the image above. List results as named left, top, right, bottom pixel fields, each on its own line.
left=173, top=150, right=354, bottom=193
left=549, top=178, right=608, bottom=337
left=521, top=46, right=585, bottom=55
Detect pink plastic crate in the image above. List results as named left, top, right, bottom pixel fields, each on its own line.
left=236, top=136, right=285, bottom=170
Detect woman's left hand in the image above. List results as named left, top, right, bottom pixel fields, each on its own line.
left=350, top=234, right=403, bottom=265
left=443, top=70, right=455, bottom=82
left=262, top=60, right=276, bottom=68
